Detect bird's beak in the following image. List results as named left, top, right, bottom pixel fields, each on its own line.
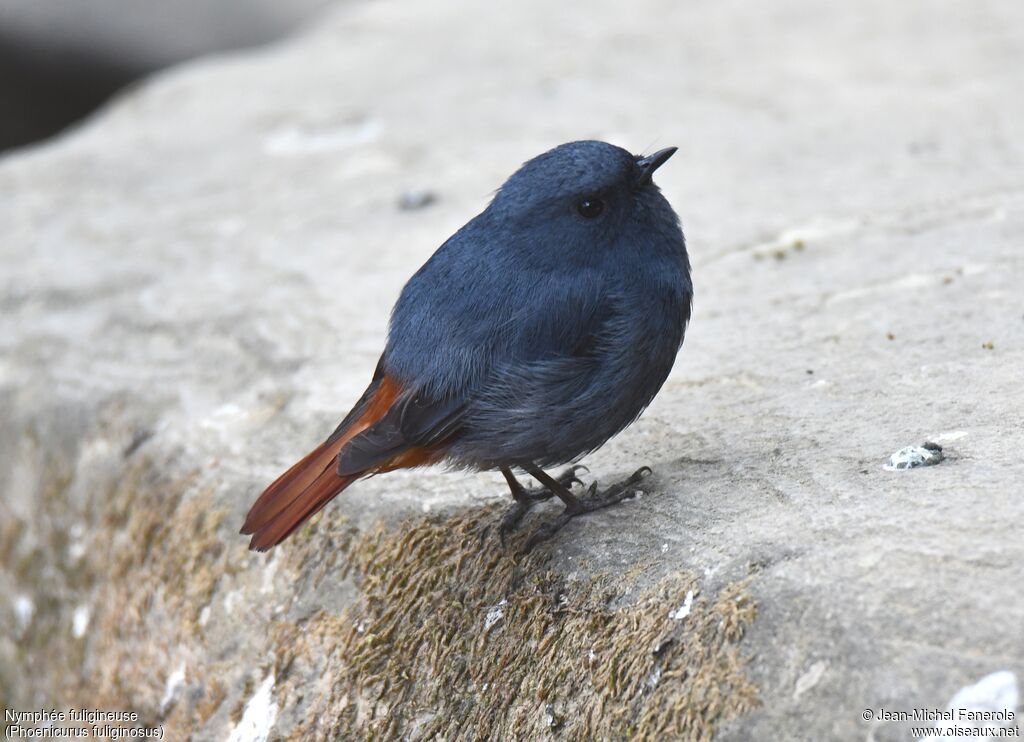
left=634, top=147, right=678, bottom=187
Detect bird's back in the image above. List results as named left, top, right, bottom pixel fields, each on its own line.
left=385, top=201, right=691, bottom=468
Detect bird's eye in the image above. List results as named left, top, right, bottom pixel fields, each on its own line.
left=576, top=197, right=605, bottom=219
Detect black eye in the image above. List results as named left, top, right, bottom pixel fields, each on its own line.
left=576, top=197, right=605, bottom=219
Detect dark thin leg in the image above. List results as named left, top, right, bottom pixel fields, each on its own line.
left=520, top=463, right=652, bottom=553
left=493, top=465, right=587, bottom=542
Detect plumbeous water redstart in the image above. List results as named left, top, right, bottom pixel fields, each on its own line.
left=242, top=140, right=691, bottom=552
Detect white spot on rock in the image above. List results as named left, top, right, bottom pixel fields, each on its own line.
left=923, top=671, right=1018, bottom=741
left=67, top=523, right=87, bottom=563
left=751, top=218, right=858, bottom=258
left=484, top=599, right=507, bottom=630
left=885, top=443, right=944, bottom=470
left=263, top=120, right=380, bottom=156
left=71, top=605, right=90, bottom=638
left=227, top=674, right=278, bottom=742
left=14, top=595, right=34, bottom=634
left=260, top=554, right=280, bottom=595
left=948, top=670, right=1018, bottom=713
left=668, top=590, right=695, bottom=621
left=794, top=660, right=827, bottom=699
left=160, top=663, right=186, bottom=715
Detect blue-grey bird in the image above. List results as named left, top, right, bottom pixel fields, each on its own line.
left=242, top=140, right=692, bottom=551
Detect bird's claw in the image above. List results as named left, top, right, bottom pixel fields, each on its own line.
left=550, top=464, right=588, bottom=491
left=519, top=466, right=654, bottom=553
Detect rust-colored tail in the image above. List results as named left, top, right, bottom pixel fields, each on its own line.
left=242, top=374, right=405, bottom=551
left=241, top=438, right=362, bottom=551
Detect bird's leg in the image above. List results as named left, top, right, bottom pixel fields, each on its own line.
left=519, top=464, right=652, bottom=553
left=495, top=465, right=587, bottom=541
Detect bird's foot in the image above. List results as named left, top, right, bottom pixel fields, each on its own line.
left=520, top=466, right=651, bottom=554
left=489, top=465, right=588, bottom=544
left=521, top=464, right=588, bottom=503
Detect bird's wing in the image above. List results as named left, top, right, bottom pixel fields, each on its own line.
left=335, top=386, right=465, bottom=475
left=335, top=276, right=613, bottom=477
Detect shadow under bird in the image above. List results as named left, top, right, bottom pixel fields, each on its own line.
left=242, top=140, right=692, bottom=552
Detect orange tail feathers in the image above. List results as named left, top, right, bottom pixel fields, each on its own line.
left=242, top=375, right=405, bottom=552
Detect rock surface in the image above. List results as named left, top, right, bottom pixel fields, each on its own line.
left=2, top=0, right=1023, bottom=739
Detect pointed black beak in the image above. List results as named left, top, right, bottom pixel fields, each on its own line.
left=635, top=147, right=677, bottom=187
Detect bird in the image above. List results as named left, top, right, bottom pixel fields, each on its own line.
left=242, top=140, right=692, bottom=552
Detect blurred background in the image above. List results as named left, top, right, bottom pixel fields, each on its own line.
left=0, top=0, right=335, bottom=151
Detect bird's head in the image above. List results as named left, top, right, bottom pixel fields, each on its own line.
left=487, top=140, right=682, bottom=264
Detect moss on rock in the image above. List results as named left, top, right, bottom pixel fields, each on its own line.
left=271, top=507, right=759, bottom=741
